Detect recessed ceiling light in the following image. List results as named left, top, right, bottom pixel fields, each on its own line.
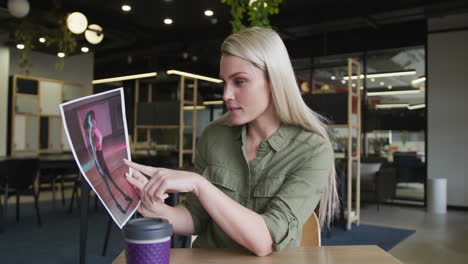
left=204, top=10, right=214, bottom=16
left=39, top=37, right=46, bottom=43
left=164, top=18, right=173, bottom=25
left=411, top=76, right=426, bottom=85
left=122, top=5, right=131, bottom=12
left=341, top=80, right=346, bottom=84
left=57, top=52, right=65, bottom=58
left=368, top=90, right=421, bottom=96
left=380, top=81, right=385, bottom=86
left=352, top=83, right=356, bottom=87
left=370, top=78, right=375, bottom=82
left=81, top=47, right=89, bottom=53
left=330, top=76, right=336, bottom=80
left=343, top=70, right=416, bottom=80
left=166, top=70, right=222, bottom=83
left=376, top=103, right=409, bottom=109
left=387, top=85, right=392, bottom=89
left=408, top=104, right=426, bottom=110
left=16, top=43, right=25, bottom=50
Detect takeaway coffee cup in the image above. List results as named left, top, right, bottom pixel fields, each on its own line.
left=123, top=218, right=173, bottom=264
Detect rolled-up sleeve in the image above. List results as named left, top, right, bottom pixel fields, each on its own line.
left=260, top=141, right=333, bottom=251
left=181, top=133, right=211, bottom=235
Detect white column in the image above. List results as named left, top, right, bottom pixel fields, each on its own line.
left=428, top=13, right=468, bottom=207
left=0, top=46, right=10, bottom=156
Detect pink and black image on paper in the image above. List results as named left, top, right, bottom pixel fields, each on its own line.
left=60, top=88, right=139, bottom=228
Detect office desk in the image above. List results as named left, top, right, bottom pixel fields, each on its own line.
left=112, top=246, right=401, bottom=264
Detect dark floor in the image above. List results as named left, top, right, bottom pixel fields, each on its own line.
left=0, top=199, right=123, bottom=264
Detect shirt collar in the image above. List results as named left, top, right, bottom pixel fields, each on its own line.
left=235, top=124, right=296, bottom=152
left=266, top=125, right=296, bottom=152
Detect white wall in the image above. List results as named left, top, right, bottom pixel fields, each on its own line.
left=0, top=46, right=9, bottom=156
left=0, top=48, right=94, bottom=155
left=428, top=13, right=468, bottom=207
left=9, top=49, right=94, bottom=95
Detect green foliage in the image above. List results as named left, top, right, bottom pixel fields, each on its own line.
left=13, top=1, right=77, bottom=73
left=221, top=0, right=283, bottom=32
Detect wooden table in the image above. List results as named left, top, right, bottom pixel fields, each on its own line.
left=113, top=246, right=401, bottom=264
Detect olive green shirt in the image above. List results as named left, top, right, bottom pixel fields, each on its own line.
left=182, top=123, right=333, bottom=251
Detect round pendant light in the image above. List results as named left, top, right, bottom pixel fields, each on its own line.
left=7, top=0, right=30, bottom=18
left=85, top=24, right=104, bottom=44
left=67, top=12, right=88, bottom=34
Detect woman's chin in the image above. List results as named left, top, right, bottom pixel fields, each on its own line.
left=230, top=117, right=249, bottom=126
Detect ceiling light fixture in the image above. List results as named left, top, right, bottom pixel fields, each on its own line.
left=203, top=100, right=224, bottom=105
left=92, top=72, right=157, bottom=84
left=343, top=70, right=417, bottom=80
left=183, top=106, right=206, bottom=110
left=380, top=82, right=385, bottom=86
left=387, top=85, right=392, bottom=89
left=330, top=76, right=336, bottom=80
left=341, top=80, right=346, bottom=84
left=376, top=104, right=409, bottom=109
left=411, top=76, right=426, bottom=85
left=367, top=90, right=421, bottom=96
left=164, top=18, right=173, bottom=25
left=204, top=10, right=214, bottom=16
left=167, top=70, right=222, bottom=83
left=81, top=47, right=89, bottom=53
left=408, top=104, right=426, bottom=110
left=7, top=0, right=30, bottom=18
left=122, top=5, right=131, bottom=12
left=85, top=24, right=104, bottom=44
left=16, top=43, right=25, bottom=50
left=67, top=12, right=88, bottom=34
left=39, top=37, right=46, bottom=43
left=57, top=52, right=65, bottom=58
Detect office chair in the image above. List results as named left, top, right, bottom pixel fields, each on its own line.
left=0, top=158, right=42, bottom=228
left=301, top=212, right=321, bottom=247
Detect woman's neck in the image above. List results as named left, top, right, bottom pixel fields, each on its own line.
left=247, top=105, right=281, bottom=143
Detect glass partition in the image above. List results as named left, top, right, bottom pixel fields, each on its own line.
left=297, top=46, right=426, bottom=205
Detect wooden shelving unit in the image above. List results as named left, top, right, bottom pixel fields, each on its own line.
left=10, top=74, right=83, bottom=155
left=345, top=58, right=362, bottom=230
left=133, top=76, right=198, bottom=168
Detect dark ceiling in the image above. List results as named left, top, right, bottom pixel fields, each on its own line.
left=1, top=0, right=468, bottom=79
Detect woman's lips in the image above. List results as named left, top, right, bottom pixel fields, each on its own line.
left=229, top=107, right=242, bottom=113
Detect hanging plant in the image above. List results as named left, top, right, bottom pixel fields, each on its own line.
left=12, top=0, right=77, bottom=73
left=46, top=15, right=77, bottom=70
left=14, top=20, right=37, bottom=74
left=221, top=0, right=283, bottom=32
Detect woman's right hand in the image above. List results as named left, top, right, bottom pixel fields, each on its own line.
left=126, top=169, right=169, bottom=218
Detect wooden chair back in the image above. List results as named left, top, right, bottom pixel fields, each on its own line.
left=301, top=212, right=321, bottom=247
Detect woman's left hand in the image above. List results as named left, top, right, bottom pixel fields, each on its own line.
left=124, top=159, right=202, bottom=203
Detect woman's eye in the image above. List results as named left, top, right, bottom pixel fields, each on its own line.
left=234, top=79, right=245, bottom=86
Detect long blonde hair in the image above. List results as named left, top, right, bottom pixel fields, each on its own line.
left=216, top=27, right=339, bottom=227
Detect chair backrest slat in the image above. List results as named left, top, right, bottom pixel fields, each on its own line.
left=301, top=211, right=321, bottom=247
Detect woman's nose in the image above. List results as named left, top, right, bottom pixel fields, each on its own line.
left=223, top=86, right=234, bottom=102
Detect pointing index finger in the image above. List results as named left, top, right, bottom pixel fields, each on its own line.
left=124, top=159, right=157, bottom=177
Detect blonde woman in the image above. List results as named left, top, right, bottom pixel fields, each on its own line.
left=125, top=27, right=338, bottom=256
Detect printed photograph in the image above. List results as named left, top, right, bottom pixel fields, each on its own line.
left=60, top=88, right=139, bottom=228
